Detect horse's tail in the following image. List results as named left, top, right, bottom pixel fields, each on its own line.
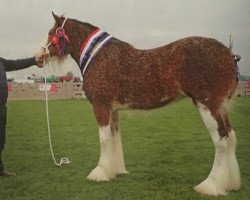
left=228, top=34, right=241, bottom=97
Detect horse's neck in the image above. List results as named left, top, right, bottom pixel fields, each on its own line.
left=69, top=45, right=81, bottom=66
left=68, top=22, right=97, bottom=66
left=68, top=35, right=88, bottom=66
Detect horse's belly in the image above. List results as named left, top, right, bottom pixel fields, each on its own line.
left=123, top=91, right=176, bottom=110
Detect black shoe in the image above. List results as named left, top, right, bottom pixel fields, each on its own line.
left=0, top=170, right=16, bottom=177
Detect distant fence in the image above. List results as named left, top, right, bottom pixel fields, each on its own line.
left=235, top=81, right=250, bottom=97
left=8, top=82, right=86, bottom=100
left=7, top=80, right=250, bottom=100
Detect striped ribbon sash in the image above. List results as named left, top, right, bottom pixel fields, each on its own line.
left=79, top=29, right=112, bottom=76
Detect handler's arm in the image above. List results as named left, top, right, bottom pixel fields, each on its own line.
left=1, top=57, right=37, bottom=72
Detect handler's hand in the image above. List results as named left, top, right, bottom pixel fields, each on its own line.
left=35, top=48, right=47, bottom=68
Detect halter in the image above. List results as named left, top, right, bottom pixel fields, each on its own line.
left=42, top=18, right=70, bottom=58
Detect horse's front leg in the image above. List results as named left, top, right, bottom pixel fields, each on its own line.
left=87, top=103, right=116, bottom=181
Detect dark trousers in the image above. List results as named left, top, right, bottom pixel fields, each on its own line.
left=0, top=105, right=7, bottom=172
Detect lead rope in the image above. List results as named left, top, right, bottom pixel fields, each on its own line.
left=42, top=45, right=70, bottom=166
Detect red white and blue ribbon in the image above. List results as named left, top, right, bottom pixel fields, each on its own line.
left=79, top=29, right=112, bottom=76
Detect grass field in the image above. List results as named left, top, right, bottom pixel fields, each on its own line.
left=0, top=97, right=249, bottom=200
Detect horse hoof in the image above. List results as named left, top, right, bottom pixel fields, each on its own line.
left=194, top=177, right=227, bottom=196
left=226, top=180, right=241, bottom=192
left=87, top=166, right=115, bottom=181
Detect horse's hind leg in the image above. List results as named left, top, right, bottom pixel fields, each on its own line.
left=110, top=111, right=128, bottom=175
left=194, top=101, right=241, bottom=196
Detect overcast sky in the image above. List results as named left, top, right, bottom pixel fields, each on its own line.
left=0, top=0, right=249, bottom=79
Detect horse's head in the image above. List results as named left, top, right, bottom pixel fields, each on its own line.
left=36, top=13, right=72, bottom=64
left=45, top=12, right=71, bottom=58
left=37, top=13, right=109, bottom=71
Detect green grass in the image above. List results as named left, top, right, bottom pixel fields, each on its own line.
left=0, top=98, right=249, bottom=200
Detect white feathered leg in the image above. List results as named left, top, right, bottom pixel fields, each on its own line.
left=87, top=124, right=116, bottom=181
left=194, top=104, right=241, bottom=196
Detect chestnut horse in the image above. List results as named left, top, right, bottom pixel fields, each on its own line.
left=38, top=13, right=241, bottom=196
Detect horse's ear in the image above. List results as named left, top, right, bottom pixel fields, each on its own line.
left=52, top=11, right=61, bottom=26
